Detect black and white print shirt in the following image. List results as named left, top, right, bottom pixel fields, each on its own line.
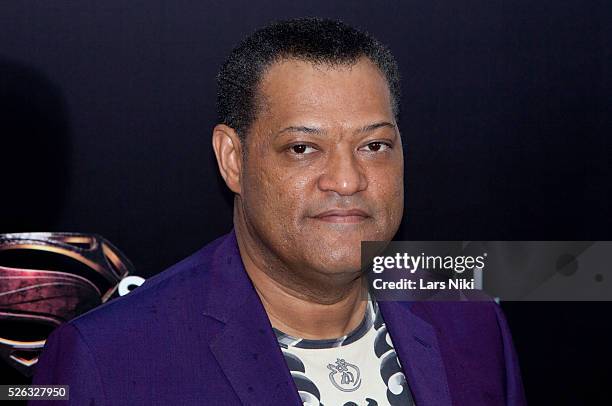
left=274, top=298, right=415, bottom=406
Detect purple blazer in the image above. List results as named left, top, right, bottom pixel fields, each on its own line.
left=30, top=230, right=526, bottom=405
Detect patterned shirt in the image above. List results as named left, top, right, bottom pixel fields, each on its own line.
left=273, top=298, right=415, bottom=406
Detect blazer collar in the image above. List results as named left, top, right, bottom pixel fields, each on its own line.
left=199, top=230, right=451, bottom=406
left=201, top=230, right=302, bottom=405
left=378, top=300, right=452, bottom=405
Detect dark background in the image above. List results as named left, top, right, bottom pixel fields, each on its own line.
left=1, top=1, right=610, bottom=404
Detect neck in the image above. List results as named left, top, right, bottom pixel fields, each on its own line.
left=233, top=203, right=367, bottom=340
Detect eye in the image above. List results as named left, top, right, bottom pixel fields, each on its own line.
left=360, top=141, right=392, bottom=152
left=288, top=144, right=317, bottom=155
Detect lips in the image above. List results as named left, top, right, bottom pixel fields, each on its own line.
left=313, top=208, right=370, bottom=224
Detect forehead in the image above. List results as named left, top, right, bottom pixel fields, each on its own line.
left=255, top=57, right=394, bottom=129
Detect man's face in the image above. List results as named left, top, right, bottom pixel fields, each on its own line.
left=239, top=57, right=403, bottom=279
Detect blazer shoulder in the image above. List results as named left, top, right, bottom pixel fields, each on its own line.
left=66, top=232, right=228, bottom=337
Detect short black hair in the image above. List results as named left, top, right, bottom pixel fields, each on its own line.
left=216, top=17, right=401, bottom=140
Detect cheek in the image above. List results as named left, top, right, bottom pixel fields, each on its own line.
left=370, top=163, right=403, bottom=197
left=387, top=175, right=405, bottom=218
left=243, top=162, right=313, bottom=223
left=369, top=165, right=404, bottom=226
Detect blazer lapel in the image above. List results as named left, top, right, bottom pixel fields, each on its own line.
left=202, top=230, right=302, bottom=405
left=378, top=301, right=452, bottom=406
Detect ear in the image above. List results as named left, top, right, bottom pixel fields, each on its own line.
left=212, top=124, right=243, bottom=194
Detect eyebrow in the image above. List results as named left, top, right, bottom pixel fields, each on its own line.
left=276, top=125, right=323, bottom=136
left=275, top=121, right=396, bottom=138
left=357, top=121, right=396, bottom=134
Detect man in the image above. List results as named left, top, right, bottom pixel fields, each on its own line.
left=31, top=18, right=526, bottom=405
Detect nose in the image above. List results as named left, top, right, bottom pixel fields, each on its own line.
left=317, top=147, right=368, bottom=196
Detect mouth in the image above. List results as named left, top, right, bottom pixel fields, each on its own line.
left=312, top=208, right=370, bottom=224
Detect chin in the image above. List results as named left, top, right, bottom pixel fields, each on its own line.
left=293, top=229, right=381, bottom=271
left=310, top=261, right=362, bottom=278
left=317, top=246, right=363, bottom=273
